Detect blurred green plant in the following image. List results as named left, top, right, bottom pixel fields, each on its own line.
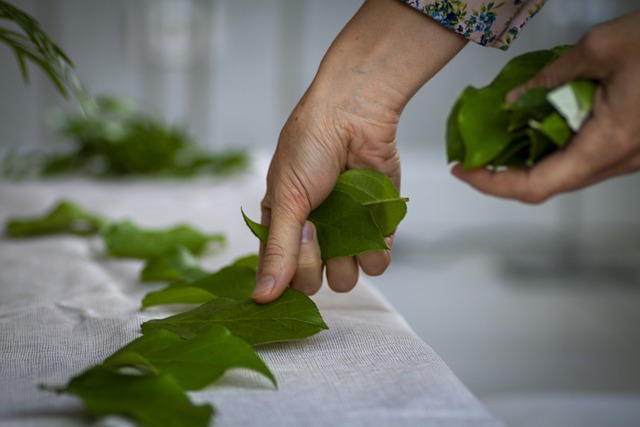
left=0, top=0, right=95, bottom=112
left=40, top=96, right=248, bottom=177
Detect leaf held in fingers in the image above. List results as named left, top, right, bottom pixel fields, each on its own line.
left=5, top=199, right=107, bottom=237
left=333, top=168, right=407, bottom=236
left=141, top=288, right=328, bottom=345
left=105, top=327, right=276, bottom=390
left=242, top=170, right=407, bottom=259
left=103, top=220, right=225, bottom=259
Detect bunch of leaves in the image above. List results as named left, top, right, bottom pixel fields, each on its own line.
left=447, top=45, right=597, bottom=170
left=50, top=281, right=327, bottom=427
left=243, top=168, right=408, bottom=260
left=0, top=0, right=95, bottom=112
left=36, top=96, right=248, bottom=177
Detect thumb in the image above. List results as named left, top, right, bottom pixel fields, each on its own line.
left=252, top=203, right=306, bottom=304
left=506, top=43, right=602, bottom=104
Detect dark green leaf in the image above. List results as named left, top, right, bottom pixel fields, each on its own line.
left=5, top=199, right=107, bottom=237
left=105, top=327, right=276, bottom=390
left=62, top=365, right=213, bottom=427
left=232, top=253, right=259, bottom=269
left=103, top=220, right=225, bottom=259
left=490, top=49, right=561, bottom=93
left=140, top=246, right=208, bottom=282
left=142, top=265, right=257, bottom=308
left=142, top=288, right=328, bottom=345
left=333, top=168, right=408, bottom=236
left=308, top=190, right=387, bottom=259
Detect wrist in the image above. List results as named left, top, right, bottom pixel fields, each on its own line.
left=310, top=0, right=467, bottom=119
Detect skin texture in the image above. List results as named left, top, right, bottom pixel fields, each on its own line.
left=253, top=0, right=467, bottom=303
left=452, top=11, right=640, bottom=203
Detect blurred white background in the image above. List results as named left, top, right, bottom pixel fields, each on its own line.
left=2, top=1, right=640, bottom=424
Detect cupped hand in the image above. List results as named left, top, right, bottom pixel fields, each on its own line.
left=452, top=11, right=640, bottom=203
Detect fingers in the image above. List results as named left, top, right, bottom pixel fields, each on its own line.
left=253, top=192, right=308, bottom=304
left=326, top=256, right=359, bottom=293
left=357, top=235, right=393, bottom=276
left=290, top=221, right=323, bottom=295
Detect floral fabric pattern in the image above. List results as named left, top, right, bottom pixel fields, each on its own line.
left=400, top=0, right=547, bottom=50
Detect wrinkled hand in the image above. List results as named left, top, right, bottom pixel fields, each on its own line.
left=252, top=89, right=401, bottom=303
left=452, top=11, right=640, bottom=203
left=252, top=0, right=467, bottom=303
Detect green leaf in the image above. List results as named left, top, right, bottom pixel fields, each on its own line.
left=446, top=45, right=594, bottom=170
left=308, top=190, right=387, bottom=259
left=105, top=327, right=276, bottom=390
left=232, top=253, right=259, bottom=269
left=446, top=86, right=476, bottom=163
left=141, top=265, right=257, bottom=308
left=529, top=112, right=573, bottom=147
left=61, top=365, right=213, bottom=427
left=333, top=168, right=408, bottom=236
left=242, top=169, right=405, bottom=259
left=457, top=87, right=512, bottom=169
left=241, top=208, right=269, bottom=243
left=5, top=199, right=107, bottom=237
left=140, top=246, right=208, bottom=282
left=102, top=220, right=225, bottom=259
left=142, top=288, right=328, bottom=345
left=490, top=49, right=561, bottom=93
left=141, top=285, right=215, bottom=309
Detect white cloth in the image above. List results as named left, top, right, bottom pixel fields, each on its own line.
left=0, top=160, right=503, bottom=427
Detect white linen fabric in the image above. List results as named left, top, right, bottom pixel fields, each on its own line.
left=0, top=163, right=503, bottom=427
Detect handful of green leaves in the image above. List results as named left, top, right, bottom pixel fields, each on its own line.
left=447, top=45, right=596, bottom=170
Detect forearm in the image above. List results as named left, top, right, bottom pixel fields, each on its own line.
left=308, top=0, right=468, bottom=123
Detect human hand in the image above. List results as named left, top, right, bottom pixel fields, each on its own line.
left=452, top=11, right=640, bottom=203
left=252, top=0, right=467, bottom=303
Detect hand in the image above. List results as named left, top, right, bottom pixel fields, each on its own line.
left=452, top=11, right=640, bottom=203
left=253, top=0, right=467, bottom=303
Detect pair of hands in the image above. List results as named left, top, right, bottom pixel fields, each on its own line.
left=253, top=4, right=640, bottom=304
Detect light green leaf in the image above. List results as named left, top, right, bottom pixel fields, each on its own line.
left=105, top=327, right=276, bottom=390
left=142, top=288, right=328, bottom=345
left=529, top=112, right=573, bottom=147
left=446, top=86, right=476, bottom=163
left=457, top=87, right=512, bottom=169
left=102, top=220, right=225, bottom=259
left=141, top=285, right=215, bottom=309
left=5, top=199, right=107, bottom=237
left=62, top=365, right=213, bottom=427
left=140, top=246, right=208, bottom=282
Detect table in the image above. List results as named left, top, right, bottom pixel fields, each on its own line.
left=0, top=160, right=503, bottom=427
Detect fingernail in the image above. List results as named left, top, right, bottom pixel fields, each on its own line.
left=301, top=222, right=314, bottom=243
left=253, top=275, right=275, bottom=298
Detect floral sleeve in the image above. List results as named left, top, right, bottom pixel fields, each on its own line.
left=400, top=0, right=547, bottom=50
